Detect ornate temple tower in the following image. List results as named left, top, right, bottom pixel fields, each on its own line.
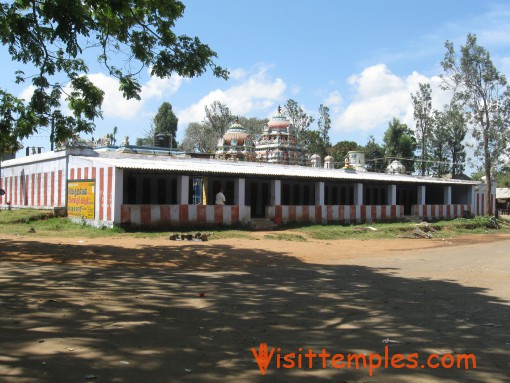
left=215, top=120, right=255, bottom=161
left=254, top=106, right=304, bottom=165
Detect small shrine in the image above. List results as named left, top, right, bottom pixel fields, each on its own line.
left=254, top=106, right=304, bottom=165
left=215, top=120, right=255, bottom=161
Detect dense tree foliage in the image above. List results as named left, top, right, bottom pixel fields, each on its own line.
left=431, top=103, right=467, bottom=177
left=442, top=33, right=510, bottom=214
left=180, top=101, right=267, bottom=153
left=283, top=99, right=314, bottom=146
left=363, top=136, right=386, bottom=172
left=383, top=118, right=417, bottom=172
left=328, top=140, right=361, bottom=164
left=0, top=0, right=227, bottom=153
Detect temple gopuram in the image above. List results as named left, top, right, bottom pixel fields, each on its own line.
left=254, top=107, right=304, bottom=165
left=215, top=120, right=256, bottom=161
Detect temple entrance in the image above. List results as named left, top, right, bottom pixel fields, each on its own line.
left=396, top=185, right=417, bottom=215
left=247, top=180, right=270, bottom=218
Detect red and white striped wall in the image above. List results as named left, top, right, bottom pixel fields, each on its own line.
left=268, top=205, right=404, bottom=225
left=0, top=164, right=66, bottom=208
left=120, top=204, right=251, bottom=226
left=412, top=204, right=471, bottom=219
left=474, top=190, right=496, bottom=216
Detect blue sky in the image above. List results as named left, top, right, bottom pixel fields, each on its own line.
left=4, top=0, right=510, bottom=166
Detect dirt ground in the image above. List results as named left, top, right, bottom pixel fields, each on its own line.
left=1, top=232, right=509, bottom=383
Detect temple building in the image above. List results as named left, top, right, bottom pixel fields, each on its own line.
left=254, top=107, right=304, bottom=165
left=215, top=120, right=255, bottom=161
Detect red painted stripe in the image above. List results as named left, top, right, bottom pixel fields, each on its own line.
left=339, top=205, right=344, bottom=222
left=371, top=205, right=377, bottom=220
left=43, top=173, right=48, bottom=206
left=481, top=194, right=485, bottom=216
left=288, top=205, right=296, bottom=222
left=57, top=170, right=62, bottom=206
left=214, top=205, right=223, bottom=224
left=179, top=205, right=189, bottom=223
left=141, top=205, right=151, bottom=225
left=231, top=205, right=239, bottom=224
left=25, top=175, right=29, bottom=205
left=51, top=172, right=55, bottom=206
left=274, top=205, right=282, bottom=225
left=106, top=167, right=113, bottom=220
left=37, top=173, right=41, bottom=206
left=197, top=205, right=206, bottom=223
left=77, top=168, right=82, bottom=180
left=70, top=168, right=75, bottom=181
left=84, top=168, right=89, bottom=179
left=99, top=168, right=104, bottom=220
left=360, top=205, right=366, bottom=222
left=315, top=205, right=322, bottom=224
left=327, top=205, right=333, bottom=222
left=391, top=205, right=396, bottom=219
left=92, top=167, right=96, bottom=180
left=438, top=205, right=443, bottom=219
left=14, top=176, right=17, bottom=205
left=160, top=205, right=170, bottom=224
left=121, top=205, right=130, bottom=223
left=350, top=205, right=356, bottom=221
left=302, top=205, right=309, bottom=222
left=381, top=205, right=387, bottom=220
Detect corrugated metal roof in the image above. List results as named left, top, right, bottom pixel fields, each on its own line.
left=73, top=153, right=479, bottom=186
left=496, top=188, right=510, bottom=199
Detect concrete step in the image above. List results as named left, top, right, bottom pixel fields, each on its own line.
left=402, top=215, right=422, bottom=223
left=248, top=218, right=278, bottom=231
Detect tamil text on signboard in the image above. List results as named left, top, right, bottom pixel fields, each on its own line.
left=67, top=181, right=95, bottom=219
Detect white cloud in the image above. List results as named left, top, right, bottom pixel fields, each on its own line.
left=290, top=85, right=301, bottom=95
left=229, top=68, right=247, bottom=80
left=331, top=64, right=451, bottom=134
left=324, top=90, right=343, bottom=107
left=177, top=65, right=286, bottom=124
left=19, top=85, right=35, bottom=101
left=19, top=70, right=185, bottom=120
left=140, top=74, right=183, bottom=100
left=87, top=73, right=142, bottom=119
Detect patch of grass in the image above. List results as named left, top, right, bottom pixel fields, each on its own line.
left=291, top=218, right=507, bottom=240
left=0, top=208, right=507, bottom=241
left=0, top=209, right=53, bottom=224
left=264, top=233, right=307, bottom=242
left=0, top=209, right=125, bottom=238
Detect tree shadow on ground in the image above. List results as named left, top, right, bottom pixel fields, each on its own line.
left=0, top=238, right=508, bottom=383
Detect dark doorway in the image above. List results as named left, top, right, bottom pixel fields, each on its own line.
left=397, top=185, right=417, bottom=215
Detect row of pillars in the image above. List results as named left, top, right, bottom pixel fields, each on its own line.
left=175, top=175, right=456, bottom=206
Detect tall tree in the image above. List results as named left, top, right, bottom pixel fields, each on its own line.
left=301, top=130, right=329, bottom=159
left=205, top=101, right=234, bottom=138
left=317, top=104, right=331, bottom=146
left=411, top=83, right=433, bottom=175
left=237, top=116, right=268, bottom=139
left=180, top=101, right=233, bottom=153
left=0, top=0, right=227, bottom=149
left=431, top=103, right=467, bottom=178
left=153, top=102, right=178, bottom=147
left=283, top=99, right=314, bottom=145
left=429, top=113, right=451, bottom=177
left=180, top=122, right=216, bottom=153
left=363, top=136, right=386, bottom=172
left=383, top=118, right=417, bottom=172
left=441, top=33, right=510, bottom=214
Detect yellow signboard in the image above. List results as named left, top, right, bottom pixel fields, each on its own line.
left=67, top=181, right=95, bottom=219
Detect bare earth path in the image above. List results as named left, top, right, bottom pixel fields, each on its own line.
left=0, top=233, right=509, bottom=382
